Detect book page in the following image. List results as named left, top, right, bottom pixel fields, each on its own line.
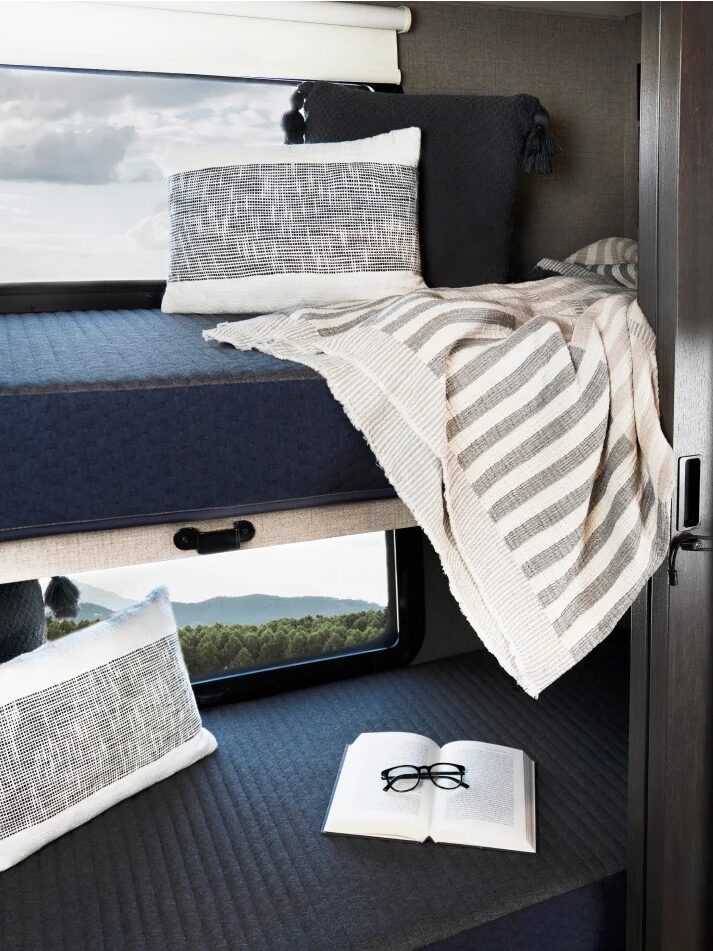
left=430, top=741, right=536, bottom=852
left=323, top=732, right=440, bottom=842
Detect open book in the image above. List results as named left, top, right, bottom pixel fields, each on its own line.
left=323, top=731, right=536, bottom=852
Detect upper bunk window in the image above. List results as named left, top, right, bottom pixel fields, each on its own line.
left=0, top=67, right=288, bottom=283
left=0, top=0, right=407, bottom=292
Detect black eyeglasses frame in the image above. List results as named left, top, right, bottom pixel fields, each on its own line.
left=381, top=762, right=469, bottom=792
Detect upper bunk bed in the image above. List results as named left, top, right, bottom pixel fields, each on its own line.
left=0, top=0, right=643, bottom=583
left=0, top=305, right=395, bottom=542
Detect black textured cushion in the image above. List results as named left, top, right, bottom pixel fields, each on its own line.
left=0, top=581, right=46, bottom=664
left=303, top=83, right=543, bottom=288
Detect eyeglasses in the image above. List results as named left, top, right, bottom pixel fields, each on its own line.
left=381, top=763, right=469, bottom=793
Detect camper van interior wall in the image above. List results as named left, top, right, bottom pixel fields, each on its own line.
left=0, top=588, right=216, bottom=872
left=161, top=128, right=426, bottom=315
left=300, top=83, right=554, bottom=286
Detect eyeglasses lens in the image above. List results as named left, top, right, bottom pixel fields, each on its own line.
left=430, top=763, right=464, bottom=789
left=387, top=765, right=421, bottom=792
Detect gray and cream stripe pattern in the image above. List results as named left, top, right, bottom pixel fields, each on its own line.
left=206, top=238, right=674, bottom=696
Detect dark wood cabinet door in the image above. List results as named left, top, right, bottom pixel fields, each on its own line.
left=630, top=4, right=713, bottom=949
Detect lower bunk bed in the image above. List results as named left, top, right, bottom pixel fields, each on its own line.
left=0, top=629, right=629, bottom=951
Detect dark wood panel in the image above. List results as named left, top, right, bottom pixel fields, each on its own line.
left=627, top=5, right=662, bottom=947
left=634, top=4, right=713, bottom=949
left=640, top=4, right=681, bottom=948
left=657, top=3, right=713, bottom=944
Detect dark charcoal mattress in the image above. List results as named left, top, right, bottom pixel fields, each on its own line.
left=0, top=634, right=629, bottom=951
left=0, top=308, right=394, bottom=541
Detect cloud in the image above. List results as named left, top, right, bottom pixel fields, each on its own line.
left=0, top=68, right=273, bottom=123
left=0, top=203, right=29, bottom=218
left=128, top=209, right=169, bottom=250
left=0, top=126, right=136, bottom=184
left=117, top=154, right=164, bottom=183
left=0, top=68, right=290, bottom=186
left=0, top=228, right=167, bottom=282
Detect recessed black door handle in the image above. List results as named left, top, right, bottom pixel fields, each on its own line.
left=677, top=455, right=702, bottom=530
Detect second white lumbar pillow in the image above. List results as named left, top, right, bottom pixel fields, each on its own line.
left=161, top=128, right=425, bottom=315
left=0, top=587, right=216, bottom=871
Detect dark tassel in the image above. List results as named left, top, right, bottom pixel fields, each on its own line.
left=281, top=108, right=305, bottom=144
left=297, top=81, right=315, bottom=114
left=289, top=88, right=305, bottom=111
left=523, top=108, right=556, bottom=174
left=44, top=576, right=80, bottom=619
left=281, top=82, right=315, bottom=144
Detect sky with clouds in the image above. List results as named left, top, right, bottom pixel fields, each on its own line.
left=0, top=67, right=288, bottom=281
left=48, top=533, right=389, bottom=607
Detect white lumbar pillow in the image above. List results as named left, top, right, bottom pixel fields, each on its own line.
left=161, top=128, right=426, bottom=314
left=0, top=587, right=216, bottom=871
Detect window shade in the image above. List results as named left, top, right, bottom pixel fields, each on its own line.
left=0, top=1, right=410, bottom=84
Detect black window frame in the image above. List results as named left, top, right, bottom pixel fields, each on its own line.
left=0, top=280, right=166, bottom=314
left=191, top=527, right=425, bottom=707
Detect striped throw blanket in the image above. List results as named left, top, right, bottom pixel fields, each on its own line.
left=206, top=238, right=674, bottom=696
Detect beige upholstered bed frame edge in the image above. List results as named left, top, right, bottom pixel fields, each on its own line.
left=0, top=499, right=416, bottom=584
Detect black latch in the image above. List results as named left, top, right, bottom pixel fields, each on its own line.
left=668, top=532, right=712, bottom=586
left=173, top=520, right=255, bottom=556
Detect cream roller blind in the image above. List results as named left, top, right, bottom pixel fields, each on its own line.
left=0, top=1, right=410, bottom=84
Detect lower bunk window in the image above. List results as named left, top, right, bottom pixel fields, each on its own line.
left=44, top=529, right=423, bottom=702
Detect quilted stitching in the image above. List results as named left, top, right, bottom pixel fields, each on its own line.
left=0, top=634, right=628, bottom=951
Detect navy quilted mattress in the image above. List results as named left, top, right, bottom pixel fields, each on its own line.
left=0, top=308, right=395, bottom=541
left=0, top=633, right=629, bottom=950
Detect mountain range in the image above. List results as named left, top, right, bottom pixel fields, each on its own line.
left=76, top=584, right=382, bottom=627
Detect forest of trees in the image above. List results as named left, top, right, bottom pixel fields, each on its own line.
left=47, top=609, right=389, bottom=680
